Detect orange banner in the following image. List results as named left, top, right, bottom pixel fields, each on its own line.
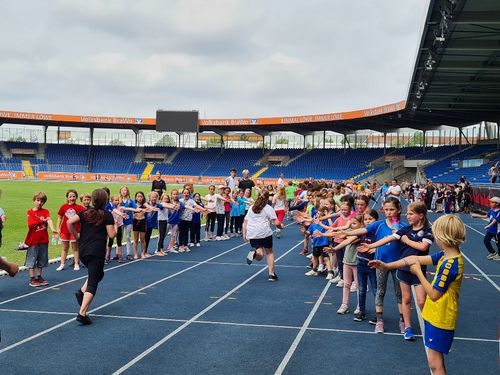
left=150, top=175, right=199, bottom=184
left=38, top=172, right=137, bottom=182
left=0, top=100, right=405, bottom=128
left=0, top=171, right=23, bottom=179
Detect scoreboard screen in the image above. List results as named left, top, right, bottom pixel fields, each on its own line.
left=156, top=110, right=199, bottom=132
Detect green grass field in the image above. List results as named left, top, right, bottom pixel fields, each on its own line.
left=0, top=180, right=210, bottom=265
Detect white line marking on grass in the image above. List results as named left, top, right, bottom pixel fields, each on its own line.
left=462, top=223, right=500, bottom=292
left=112, top=241, right=303, bottom=375
left=274, top=282, right=331, bottom=375
left=0, top=240, right=250, bottom=355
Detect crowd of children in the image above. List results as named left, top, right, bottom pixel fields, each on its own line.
left=1, top=175, right=496, bottom=374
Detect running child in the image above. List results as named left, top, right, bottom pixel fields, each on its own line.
left=272, top=186, right=287, bottom=238
left=56, top=189, right=86, bottom=271
left=25, top=192, right=57, bottom=287
left=370, top=215, right=465, bottom=375
left=471, top=196, right=500, bottom=260
left=359, top=202, right=433, bottom=340
left=243, top=191, right=281, bottom=281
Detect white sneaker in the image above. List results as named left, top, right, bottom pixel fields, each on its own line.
left=195, top=243, right=201, bottom=247
left=337, top=304, right=350, bottom=314
left=178, top=247, right=186, bottom=253
left=337, top=280, right=345, bottom=288
left=305, top=269, right=319, bottom=276
left=350, top=284, right=357, bottom=292
left=275, top=229, right=281, bottom=238
left=56, top=264, right=65, bottom=271
left=306, top=253, right=313, bottom=259
left=354, top=307, right=361, bottom=315
left=215, top=236, right=222, bottom=241
left=317, top=264, right=326, bottom=273
left=74, top=265, right=80, bottom=271
left=326, top=272, right=334, bottom=280
left=492, top=253, right=500, bottom=261
left=185, top=247, right=191, bottom=252
left=487, top=252, right=497, bottom=260
left=223, top=234, right=230, bottom=240
left=331, top=275, right=341, bottom=284
left=188, top=243, right=194, bottom=247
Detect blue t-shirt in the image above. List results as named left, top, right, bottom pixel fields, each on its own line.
left=230, top=201, right=240, bottom=217
left=394, top=225, right=434, bottom=272
left=105, top=202, right=114, bottom=213
left=120, top=199, right=138, bottom=226
left=307, top=223, right=330, bottom=248
left=167, top=202, right=184, bottom=225
left=145, top=202, right=163, bottom=229
left=486, top=209, right=499, bottom=234
left=237, top=197, right=247, bottom=216
left=380, top=185, right=389, bottom=196
left=192, top=201, right=204, bottom=224
left=365, top=219, right=406, bottom=263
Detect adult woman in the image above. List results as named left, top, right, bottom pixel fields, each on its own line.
left=243, top=191, right=282, bottom=281
left=151, top=171, right=167, bottom=196
left=68, top=189, right=115, bottom=325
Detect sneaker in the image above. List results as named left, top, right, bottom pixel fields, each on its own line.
left=223, top=234, right=230, bottom=240
left=330, top=275, right=341, bottom=284
left=326, top=272, right=334, bottom=280
left=275, top=229, right=281, bottom=238
left=29, top=277, right=41, bottom=287
left=306, top=262, right=313, bottom=269
left=178, top=247, right=186, bottom=253
left=486, top=252, right=497, bottom=260
left=305, top=269, right=319, bottom=276
left=492, top=253, right=500, bottom=261
left=268, top=273, right=278, bottom=282
left=246, top=250, right=256, bottom=265
left=188, top=243, right=195, bottom=247
left=74, top=265, right=80, bottom=271
left=169, top=249, right=179, bottom=254
left=337, top=304, right=349, bottom=315
left=353, top=312, right=366, bottom=322
left=350, top=284, right=357, bottom=293
left=104, top=258, right=110, bottom=265
left=336, top=280, right=344, bottom=288
left=195, top=243, right=201, bottom=247
left=375, top=320, right=385, bottom=333
left=399, top=318, right=405, bottom=334
left=369, top=317, right=378, bottom=325
left=56, top=264, right=65, bottom=271
left=76, top=314, right=92, bottom=325
left=306, top=253, right=313, bottom=259
left=185, top=247, right=191, bottom=252
left=354, top=307, right=361, bottom=315
left=215, top=236, right=222, bottom=241
left=299, top=248, right=309, bottom=255
left=112, top=255, right=120, bottom=261
left=317, top=264, right=326, bottom=273
left=75, top=289, right=84, bottom=306
left=37, top=277, right=49, bottom=286
left=404, top=326, right=415, bottom=341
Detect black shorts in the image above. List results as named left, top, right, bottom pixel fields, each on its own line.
left=397, top=269, right=422, bottom=286
left=133, top=219, right=146, bottom=233
left=313, top=246, right=327, bottom=257
left=249, top=236, right=273, bottom=249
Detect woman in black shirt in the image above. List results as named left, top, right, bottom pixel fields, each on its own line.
left=68, top=189, right=115, bottom=325
left=151, top=171, right=167, bottom=196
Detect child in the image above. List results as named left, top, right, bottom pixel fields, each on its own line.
left=190, top=193, right=204, bottom=246
left=305, top=208, right=331, bottom=278
left=68, top=189, right=116, bottom=325
left=80, top=193, right=91, bottom=209
left=324, top=214, right=364, bottom=314
left=56, top=189, right=86, bottom=271
left=133, top=192, right=148, bottom=259
left=157, top=193, right=170, bottom=254
left=119, top=186, right=138, bottom=260
left=471, top=196, right=500, bottom=260
left=25, top=192, right=57, bottom=287
left=359, top=202, right=433, bottom=340
left=145, top=191, right=163, bottom=256
left=243, top=191, right=281, bottom=281
left=106, top=195, right=127, bottom=263
left=236, top=189, right=247, bottom=236
left=167, top=190, right=181, bottom=252
left=203, top=185, right=217, bottom=241
left=272, top=186, right=287, bottom=239
left=0, top=201, right=5, bottom=248
left=370, top=215, right=465, bottom=375
left=336, top=197, right=405, bottom=334
left=223, top=187, right=232, bottom=239
left=229, top=190, right=240, bottom=237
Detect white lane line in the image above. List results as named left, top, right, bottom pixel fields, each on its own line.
left=274, top=282, right=331, bottom=375
left=2, top=307, right=497, bottom=344
left=145, top=259, right=306, bottom=269
left=0, top=259, right=142, bottom=305
left=461, top=223, right=500, bottom=292
left=0, top=240, right=250, bottom=355
left=112, top=241, right=303, bottom=375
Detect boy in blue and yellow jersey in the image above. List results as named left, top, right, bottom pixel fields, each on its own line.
left=370, top=214, right=465, bottom=375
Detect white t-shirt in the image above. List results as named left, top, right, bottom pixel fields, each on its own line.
left=273, top=197, right=286, bottom=211
left=204, top=194, right=216, bottom=212
left=386, top=185, right=402, bottom=200
left=244, top=205, right=277, bottom=239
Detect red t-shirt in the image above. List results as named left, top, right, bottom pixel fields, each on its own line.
left=58, top=203, right=86, bottom=235
left=25, top=208, right=50, bottom=246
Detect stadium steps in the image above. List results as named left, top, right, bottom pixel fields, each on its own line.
left=36, top=143, right=46, bottom=160
left=0, top=142, right=9, bottom=158
left=165, top=148, right=182, bottom=164
left=284, top=149, right=310, bottom=166
left=252, top=166, right=269, bottom=179
left=135, top=147, right=144, bottom=162
left=140, top=162, right=155, bottom=181
left=21, top=160, right=34, bottom=177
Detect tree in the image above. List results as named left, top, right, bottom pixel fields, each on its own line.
left=109, top=139, right=125, bottom=146
left=155, top=134, right=176, bottom=147
left=275, top=137, right=289, bottom=145
left=8, top=136, right=26, bottom=142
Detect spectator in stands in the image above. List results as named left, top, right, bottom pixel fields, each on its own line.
left=488, top=161, right=499, bottom=183
left=379, top=181, right=390, bottom=203
left=238, top=169, right=255, bottom=193
left=151, top=171, right=166, bottom=196
left=425, top=180, right=435, bottom=211
left=225, top=168, right=240, bottom=193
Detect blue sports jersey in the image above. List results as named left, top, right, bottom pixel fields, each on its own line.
left=365, top=219, right=406, bottom=263
left=394, top=225, right=434, bottom=272
left=237, top=197, right=246, bottom=215
left=307, top=223, right=330, bottom=248
left=120, top=199, right=137, bottom=226
left=145, top=203, right=163, bottom=229
left=192, top=201, right=204, bottom=224
left=486, top=209, right=499, bottom=234
left=167, top=202, right=184, bottom=225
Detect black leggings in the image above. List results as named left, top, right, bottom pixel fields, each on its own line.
left=230, top=216, right=238, bottom=233
left=179, top=220, right=191, bottom=246
left=484, top=232, right=499, bottom=254
left=190, top=222, right=201, bottom=243
left=107, top=226, right=123, bottom=248
left=145, top=227, right=154, bottom=253
left=216, top=214, right=225, bottom=237
left=157, top=220, right=168, bottom=251
left=206, top=212, right=216, bottom=233
left=224, top=212, right=230, bottom=234
left=81, top=255, right=105, bottom=295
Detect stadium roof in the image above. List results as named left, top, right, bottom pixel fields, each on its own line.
left=0, top=0, right=498, bottom=136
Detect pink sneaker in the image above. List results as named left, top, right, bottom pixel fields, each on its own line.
left=375, top=320, right=384, bottom=334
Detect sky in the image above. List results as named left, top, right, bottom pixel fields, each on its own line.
left=0, top=0, right=430, bottom=119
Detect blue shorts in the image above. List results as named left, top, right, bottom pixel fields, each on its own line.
left=396, top=269, right=421, bottom=286
left=25, top=244, right=49, bottom=269
left=424, top=321, right=455, bottom=354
